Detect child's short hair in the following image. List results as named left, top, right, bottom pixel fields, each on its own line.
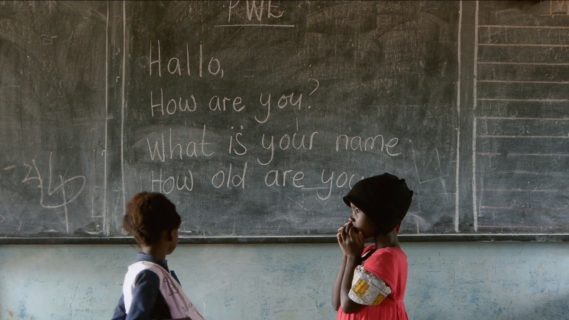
left=123, top=192, right=181, bottom=245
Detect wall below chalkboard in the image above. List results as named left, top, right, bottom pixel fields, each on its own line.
left=2, top=243, right=569, bottom=319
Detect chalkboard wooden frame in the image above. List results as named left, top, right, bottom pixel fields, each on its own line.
left=2, top=233, right=569, bottom=244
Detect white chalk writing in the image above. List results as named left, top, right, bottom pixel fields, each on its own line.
left=335, top=134, right=401, bottom=157
left=146, top=125, right=215, bottom=162
left=227, top=0, right=285, bottom=23
left=149, top=41, right=224, bottom=79
left=151, top=169, right=194, bottom=194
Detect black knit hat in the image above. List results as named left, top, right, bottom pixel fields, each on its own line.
left=343, top=173, right=413, bottom=235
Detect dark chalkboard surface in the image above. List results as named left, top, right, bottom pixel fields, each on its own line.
left=0, top=1, right=108, bottom=236
left=1, top=1, right=568, bottom=242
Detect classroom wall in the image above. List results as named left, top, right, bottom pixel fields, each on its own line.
left=1, top=242, right=568, bottom=320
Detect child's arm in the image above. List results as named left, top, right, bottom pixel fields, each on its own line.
left=332, top=254, right=347, bottom=310
left=339, top=254, right=364, bottom=313
left=332, top=223, right=350, bottom=309
left=338, top=225, right=365, bottom=313
left=111, top=295, right=127, bottom=320
left=126, top=270, right=161, bottom=319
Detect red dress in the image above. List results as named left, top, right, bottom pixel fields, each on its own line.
left=337, top=245, right=408, bottom=320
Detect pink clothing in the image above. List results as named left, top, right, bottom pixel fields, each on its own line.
left=337, top=245, right=408, bottom=320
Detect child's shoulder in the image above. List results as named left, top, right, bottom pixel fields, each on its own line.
left=370, top=246, right=407, bottom=262
left=364, top=244, right=405, bottom=254
left=362, top=244, right=376, bottom=255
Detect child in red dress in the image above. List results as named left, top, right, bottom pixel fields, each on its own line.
left=332, top=173, right=413, bottom=320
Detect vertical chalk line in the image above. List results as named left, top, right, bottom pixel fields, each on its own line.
left=121, top=1, right=126, bottom=211
left=103, top=1, right=109, bottom=235
left=472, top=0, right=479, bottom=232
left=473, top=0, right=479, bottom=110
left=455, top=0, right=463, bottom=233
left=472, top=117, right=478, bottom=232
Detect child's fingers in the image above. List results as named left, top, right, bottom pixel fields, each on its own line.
left=337, top=231, right=344, bottom=243
left=346, top=223, right=353, bottom=235
left=347, top=226, right=357, bottom=240
left=338, top=226, right=347, bottom=237
left=349, top=227, right=364, bottom=243
left=337, top=221, right=350, bottom=233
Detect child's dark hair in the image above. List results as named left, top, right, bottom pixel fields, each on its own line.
left=123, top=192, right=181, bottom=245
left=344, top=173, right=413, bottom=235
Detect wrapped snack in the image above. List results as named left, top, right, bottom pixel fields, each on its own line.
left=348, top=265, right=392, bottom=306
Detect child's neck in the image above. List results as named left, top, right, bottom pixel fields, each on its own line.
left=140, top=245, right=168, bottom=261
left=374, top=232, right=400, bottom=249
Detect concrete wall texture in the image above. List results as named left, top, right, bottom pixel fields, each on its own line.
left=1, top=242, right=568, bottom=320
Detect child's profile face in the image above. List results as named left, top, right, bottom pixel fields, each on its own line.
left=349, top=203, right=377, bottom=238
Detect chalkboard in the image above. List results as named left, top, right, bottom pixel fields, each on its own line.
left=1, top=1, right=568, bottom=242
left=0, top=1, right=109, bottom=237
left=474, top=0, right=569, bottom=234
